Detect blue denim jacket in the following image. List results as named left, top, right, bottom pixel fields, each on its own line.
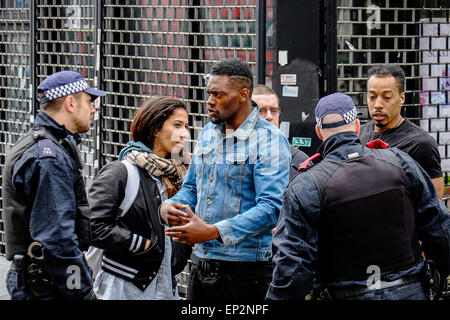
left=165, top=106, right=291, bottom=261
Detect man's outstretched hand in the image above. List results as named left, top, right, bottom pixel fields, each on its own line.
left=160, top=202, right=192, bottom=226
left=165, top=206, right=220, bottom=245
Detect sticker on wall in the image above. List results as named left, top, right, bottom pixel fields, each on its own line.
left=280, top=121, right=290, bottom=138
left=278, top=50, right=288, bottom=66
left=292, top=137, right=311, bottom=147
left=280, top=74, right=297, bottom=85
left=282, top=86, right=298, bottom=97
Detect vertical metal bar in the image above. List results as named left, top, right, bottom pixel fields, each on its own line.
left=30, top=0, right=36, bottom=123
left=94, top=0, right=103, bottom=172
left=256, top=0, right=266, bottom=84
left=324, top=0, right=337, bottom=95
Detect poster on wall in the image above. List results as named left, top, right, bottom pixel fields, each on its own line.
left=419, top=18, right=450, bottom=172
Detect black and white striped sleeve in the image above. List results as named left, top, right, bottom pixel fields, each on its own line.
left=128, top=234, right=149, bottom=254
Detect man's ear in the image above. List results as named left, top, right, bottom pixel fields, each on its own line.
left=239, top=87, right=250, bottom=103
left=400, top=91, right=406, bottom=105
left=64, top=95, right=76, bottom=113
left=355, top=119, right=360, bottom=135
left=315, top=124, right=324, bottom=141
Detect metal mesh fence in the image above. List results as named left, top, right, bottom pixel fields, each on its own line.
left=36, top=1, right=99, bottom=189
left=337, top=0, right=450, bottom=202
left=0, top=0, right=31, bottom=255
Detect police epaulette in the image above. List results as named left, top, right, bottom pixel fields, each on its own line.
left=298, top=153, right=322, bottom=172
left=31, top=125, right=57, bottom=158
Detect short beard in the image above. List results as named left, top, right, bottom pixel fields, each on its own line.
left=374, top=122, right=386, bottom=128
left=210, top=116, right=223, bottom=124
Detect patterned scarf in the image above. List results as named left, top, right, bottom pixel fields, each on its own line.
left=125, top=150, right=187, bottom=198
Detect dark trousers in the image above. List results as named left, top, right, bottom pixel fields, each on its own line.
left=186, top=257, right=273, bottom=301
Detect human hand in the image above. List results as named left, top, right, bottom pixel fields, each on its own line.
left=165, top=206, right=219, bottom=245
left=160, top=202, right=192, bottom=226
left=144, top=239, right=151, bottom=250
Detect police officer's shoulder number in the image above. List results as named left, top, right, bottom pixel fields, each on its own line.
left=37, top=138, right=57, bottom=158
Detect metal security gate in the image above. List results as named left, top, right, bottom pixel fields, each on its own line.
left=0, top=1, right=32, bottom=255
left=337, top=0, right=450, bottom=202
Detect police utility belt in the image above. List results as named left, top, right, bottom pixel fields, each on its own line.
left=12, top=242, right=54, bottom=298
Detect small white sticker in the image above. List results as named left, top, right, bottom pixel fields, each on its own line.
left=282, top=86, right=298, bottom=97
left=278, top=50, right=288, bottom=66
left=280, top=121, right=290, bottom=138
left=281, top=74, right=296, bottom=85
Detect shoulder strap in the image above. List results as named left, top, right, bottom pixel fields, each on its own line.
left=119, top=159, right=140, bottom=217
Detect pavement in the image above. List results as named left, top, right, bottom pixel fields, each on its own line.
left=0, top=256, right=10, bottom=300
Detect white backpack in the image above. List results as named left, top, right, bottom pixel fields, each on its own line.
left=84, top=159, right=140, bottom=279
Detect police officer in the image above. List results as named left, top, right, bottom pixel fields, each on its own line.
left=2, top=70, right=106, bottom=300
left=266, top=93, right=450, bottom=300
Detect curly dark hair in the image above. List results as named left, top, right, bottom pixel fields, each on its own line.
left=211, top=58, right=254, bottom=93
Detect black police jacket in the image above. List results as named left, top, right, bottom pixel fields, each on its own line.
left=88, top=160, right=192, bottom=291
left=2, top=112, right=94, bottom=299
left=267, top=132, right=450, bottom=300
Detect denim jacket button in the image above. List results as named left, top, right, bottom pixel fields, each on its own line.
left=206, top=199, right=212, bottom=205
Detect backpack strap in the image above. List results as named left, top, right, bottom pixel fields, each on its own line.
left=119, top=159, right=140, bottom=217
left=84, top=159, right=140, bottom=278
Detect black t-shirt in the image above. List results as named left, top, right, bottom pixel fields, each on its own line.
left=359, top=118, right=443, bottom=179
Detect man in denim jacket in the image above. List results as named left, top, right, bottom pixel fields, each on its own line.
left=161, top=58, right=291, bottom=300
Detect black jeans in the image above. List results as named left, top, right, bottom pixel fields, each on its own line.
left=186, top=258, right=273, bottom=301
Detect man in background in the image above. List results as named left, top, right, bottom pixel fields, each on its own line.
left=359, top=64, right=444, bottom=198
left=252, top=84, right=308, bottom=179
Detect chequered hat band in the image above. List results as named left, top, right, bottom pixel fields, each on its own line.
left=342, top=107, right=357, bottom=123
left=317, top=107, right=357, bottom=129
left=40, top=80, right=89, bottom=103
